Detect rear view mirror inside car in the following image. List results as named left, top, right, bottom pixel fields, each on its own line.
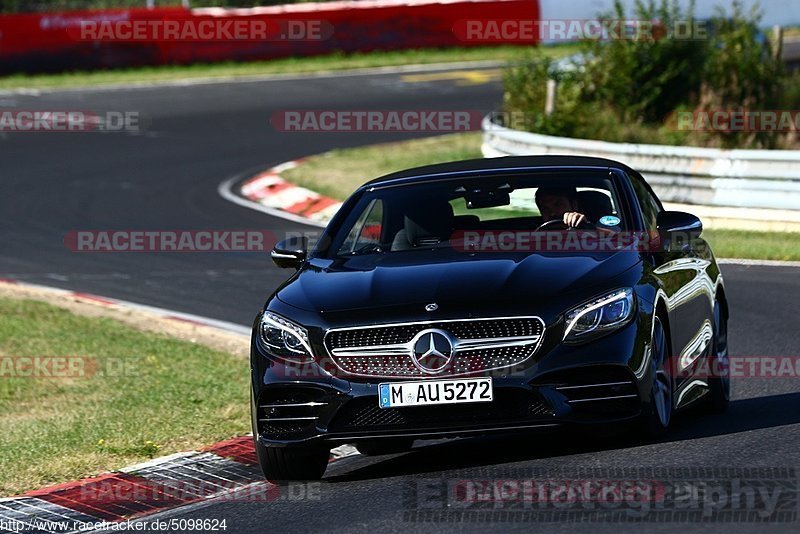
left=464, top=190, right=511, bottom=209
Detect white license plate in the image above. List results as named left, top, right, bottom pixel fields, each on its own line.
left=378, top=378, right=493, bottom=408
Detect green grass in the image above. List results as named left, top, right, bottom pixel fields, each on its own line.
left=282, top=132, right=800, bottom=260
left=282, top=132, right=483, bottom=200
left=0, top=44, right=579, bottom=91
left=702, top=229, right=800, bottom=261
left=0, top=298, right=249, bottom=496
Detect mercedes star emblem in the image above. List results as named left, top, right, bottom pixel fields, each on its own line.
left=411, top=329, right=453, bottom=373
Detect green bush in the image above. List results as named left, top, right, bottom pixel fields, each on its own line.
left=502, top=55, right=552, bottom=133
left=701, top=2, right=784, bottom=147
left=503, top=0, right=790, bottom=149
left=581, top=0, right=707, bottom=123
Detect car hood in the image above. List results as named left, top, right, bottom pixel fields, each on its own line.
left=275, top=250, right=642, bottom=317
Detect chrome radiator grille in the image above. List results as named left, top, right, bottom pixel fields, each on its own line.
left=324, top=317, right=545, bottom=378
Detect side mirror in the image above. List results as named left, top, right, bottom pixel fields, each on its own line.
left=271, top=236, right=307, bottom=269
left=656, top=211, right=702, bottom=252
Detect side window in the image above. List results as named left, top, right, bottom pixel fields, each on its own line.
left=630, top=176, right=662, bottom=231
left=337, top=199, right=384, bottom=255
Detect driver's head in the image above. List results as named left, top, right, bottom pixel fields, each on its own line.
left=535, top=186, right=579, bottom=222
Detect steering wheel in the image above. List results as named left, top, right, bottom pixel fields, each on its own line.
left=534, top=219, right=568, bottom=232
left=534, top=218, right=594, bottom=232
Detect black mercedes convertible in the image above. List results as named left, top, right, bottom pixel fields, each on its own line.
left=250, top=155, right=730, bottom=481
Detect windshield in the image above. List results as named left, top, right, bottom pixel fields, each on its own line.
left=325, top=171, right=628, bottom=258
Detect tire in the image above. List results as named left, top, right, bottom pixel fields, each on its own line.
left=705, top=300, right=730, bottom=413
left=250, top=389, right=329, bottom=481
left=355, top=438, right=415, bottom=456
left=254, top=439, right=329, bottom=482
left=640, top=316, right=673, bottom=438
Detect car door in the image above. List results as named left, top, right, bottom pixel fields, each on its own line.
left=629, top=174, right=714, bottom=398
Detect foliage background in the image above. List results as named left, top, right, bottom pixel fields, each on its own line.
left=503, top=0, right=798, bottom=149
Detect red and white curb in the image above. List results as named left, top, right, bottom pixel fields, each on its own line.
left=219, top=159, right=342, bottom=228
left=240, top=160, right=342, bottom=224
left=0, top=437, right=358, bottom=531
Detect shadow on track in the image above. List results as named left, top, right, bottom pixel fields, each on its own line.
left=324, top=392, right=800, bottom=483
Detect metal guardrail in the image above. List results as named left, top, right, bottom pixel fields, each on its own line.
left=481, top=116, right=800, bottom=210
left=782, top=36, right=800, bottom=70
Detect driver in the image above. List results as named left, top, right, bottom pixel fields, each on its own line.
left=535, top=186, right=588, bottom=228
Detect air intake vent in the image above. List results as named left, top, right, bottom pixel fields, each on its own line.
left=257, top=387, right=327, bottom=437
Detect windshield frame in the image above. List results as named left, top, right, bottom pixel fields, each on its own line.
left=313, top=167, right=634, bottom=260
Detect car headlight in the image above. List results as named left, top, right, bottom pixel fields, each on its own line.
left=259, top=312, right=314, bottom=363
left=563, top=288, right=635, bottom=342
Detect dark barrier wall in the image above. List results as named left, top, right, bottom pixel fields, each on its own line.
left=0, top=0, right=540, bottom=74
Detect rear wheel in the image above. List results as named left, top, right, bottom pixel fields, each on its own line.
left=355, top=438, right=415, bottom=456
left=705, top=300, right=730, bottom=413
left=640, top=316, right=673, bottom=438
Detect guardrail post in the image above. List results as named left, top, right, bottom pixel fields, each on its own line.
left=545, top=79, right=557, bottom=116
left=773, top=25, right=784, bottom=60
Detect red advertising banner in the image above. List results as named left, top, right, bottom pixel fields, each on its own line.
left=0, top=0, right=540, bottom=74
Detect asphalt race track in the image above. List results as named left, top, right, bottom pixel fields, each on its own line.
left=2, top=67, right=799, bottom=532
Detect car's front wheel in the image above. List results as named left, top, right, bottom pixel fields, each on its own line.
left=254, top=440, right=329, bottom=482
left=640, top=316, right=673, bottom=438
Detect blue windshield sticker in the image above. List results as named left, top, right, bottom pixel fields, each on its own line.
left=599, top=215, right=621, bottom=226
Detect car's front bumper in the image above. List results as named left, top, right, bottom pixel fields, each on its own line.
left=251, top=315, right=652, bottom=448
